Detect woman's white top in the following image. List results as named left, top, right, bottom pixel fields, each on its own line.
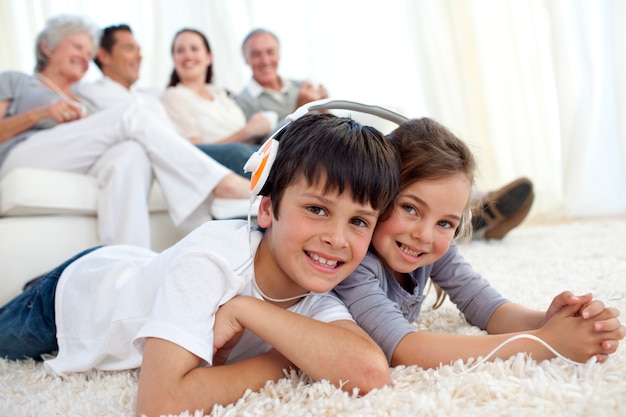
left=161, top=84, right=247, bottom=144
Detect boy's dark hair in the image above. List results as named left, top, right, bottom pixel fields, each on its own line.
left=94, top=24, right=132, bottom=70
left=261, top=113, right=400, bottom=218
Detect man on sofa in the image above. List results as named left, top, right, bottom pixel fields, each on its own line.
left=74, top=24, right=254, bottom=180
left=235, top=28, right=329, bottom=130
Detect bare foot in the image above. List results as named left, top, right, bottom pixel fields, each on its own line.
left=213, top=173, right=251, bottom=199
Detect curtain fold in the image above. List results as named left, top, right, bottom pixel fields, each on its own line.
left=1, top=0, right=624, bottom=219
left=547, top=0, right=626, bottom=216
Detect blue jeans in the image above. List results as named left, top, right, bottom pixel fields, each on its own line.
left=196, top=143, right=259, bottom=180
left=0, top=246, right=102, bottom=360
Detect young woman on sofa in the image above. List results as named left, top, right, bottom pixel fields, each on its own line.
left=161, top=28, right=274, bottom=146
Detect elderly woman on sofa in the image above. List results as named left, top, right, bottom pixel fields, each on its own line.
left=0, top=14, right=251, bottom=248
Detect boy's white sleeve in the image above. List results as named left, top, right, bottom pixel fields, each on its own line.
left=133, top=250, right=251, bottom=366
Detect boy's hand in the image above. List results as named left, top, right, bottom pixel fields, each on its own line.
left=212, top=297, right=246, bottom=365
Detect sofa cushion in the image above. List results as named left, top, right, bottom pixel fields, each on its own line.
left=0, top=168, right=168, bottom=216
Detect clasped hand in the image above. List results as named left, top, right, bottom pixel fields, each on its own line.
left=540, top=291, right=625, bottom=363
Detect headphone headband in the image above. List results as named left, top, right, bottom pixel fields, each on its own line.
left=299, top=99, right=409, bottom=125
left=242, top=100, right=467, bottom=238
left=243, top=99, right=410, bottom=200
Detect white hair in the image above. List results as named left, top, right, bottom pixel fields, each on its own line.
left=35, top=14, right=101, bottom=72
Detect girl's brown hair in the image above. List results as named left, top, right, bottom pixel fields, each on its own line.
left=386, top=118, right=477, bottom=308
left=385, top=117, right=477, bottom=238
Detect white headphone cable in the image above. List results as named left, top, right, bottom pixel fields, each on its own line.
left=454, top=333, right=589, bottom=376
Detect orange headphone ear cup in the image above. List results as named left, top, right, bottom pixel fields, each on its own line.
left=243, top=137, right=279, bottom=197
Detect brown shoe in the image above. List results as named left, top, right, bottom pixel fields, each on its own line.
left=472, top=177, right=534, bottom=240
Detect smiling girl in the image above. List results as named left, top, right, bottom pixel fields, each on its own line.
left=334, top=117, right=625, bottom=368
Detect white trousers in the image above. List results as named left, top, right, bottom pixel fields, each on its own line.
left=0, top=103, right=231, bottom=247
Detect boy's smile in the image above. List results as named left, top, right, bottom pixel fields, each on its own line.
left=372, top=174, right=470, bottom=275
left=254, top=175, right=379, bottom=304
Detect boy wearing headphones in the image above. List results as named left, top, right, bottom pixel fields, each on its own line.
left=0, top=112, right=399, bottom=416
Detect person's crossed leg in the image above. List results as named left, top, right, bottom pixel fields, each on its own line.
left=471, top=177, right=534, bottom=240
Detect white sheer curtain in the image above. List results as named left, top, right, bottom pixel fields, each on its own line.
left=546, top=1, right=626, bottom=216
left=1, top=0, right=624, bottom=220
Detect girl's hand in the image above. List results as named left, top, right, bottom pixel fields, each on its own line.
left=584, top=303, right=625, bottom=362
left=544, top=291, right=591, bottom=324
left=540, top=298, right=625, bottom=363
left=539, top=302, right=605, bottom=363
left=545, top=291, right=623, bottom=330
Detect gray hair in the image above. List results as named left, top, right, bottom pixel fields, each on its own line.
left=35, top=14, right=101, bottom=72
left=241, top=28, right=279, bottom=55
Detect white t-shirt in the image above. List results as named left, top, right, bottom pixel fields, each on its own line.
left=74, top=76, right=167, bottom=116
left=45, top=220, right=352, bottom=376
left=160, top=84, right=247, bottom=144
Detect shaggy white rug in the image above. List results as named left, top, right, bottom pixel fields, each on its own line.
left=2, top=217, right=626, bottom=417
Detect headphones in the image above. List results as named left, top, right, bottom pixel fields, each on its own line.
left=242, top=98, right=466, bottom=238
left=243, top=99, right=408, bottom=197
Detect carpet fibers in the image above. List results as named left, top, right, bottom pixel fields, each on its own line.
left=2, top=217, right=625, bottom=416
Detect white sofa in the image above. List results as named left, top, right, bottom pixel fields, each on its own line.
left=0, top=168, right=193, bottom=306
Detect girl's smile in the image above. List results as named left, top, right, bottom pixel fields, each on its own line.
left=372, top=173, right=471, bottom=274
